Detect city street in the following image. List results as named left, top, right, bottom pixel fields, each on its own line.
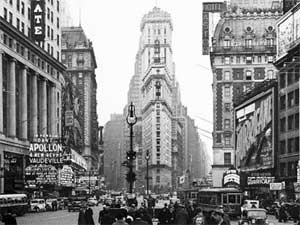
left=0, top=207, right=293, bottom=225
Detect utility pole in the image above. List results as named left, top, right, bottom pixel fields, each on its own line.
left=126, top=102, right=137, bottom=193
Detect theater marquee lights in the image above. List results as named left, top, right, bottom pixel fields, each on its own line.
left=31, top=0, right=45, bottom=42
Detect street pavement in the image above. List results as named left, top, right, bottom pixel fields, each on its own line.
left=0, top=206, right=294, bottom=225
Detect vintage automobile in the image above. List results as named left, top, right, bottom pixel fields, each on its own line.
left=239, top=208, right=274, bottom=225
left=68, top=196, right=87, bottom=212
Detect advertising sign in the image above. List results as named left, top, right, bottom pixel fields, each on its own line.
left=202, top=2, right=225, bottom=55
left=270, top=182, right=283, bottom=190
left=235, top=89, right=274, bottom=171
left=25, top=165, right=57, bottom=185
left=247, top=176, right=275, bottom=186
left=65, top=110, right=74, bottom=127
left=223, top=168, right=240, bottom=188
left=29, top=138, right=64, bottom=165
left=31, top=0, right=45, bottom=42
left=277, top=4, right=300, bottom=59
left=59, top=165, right=74, bottom=187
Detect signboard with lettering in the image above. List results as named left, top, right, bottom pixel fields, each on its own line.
left=223, top=168, right=240, bottom=188
left=247, top=176, right=275, bottom=186
left=235, top=88, right=275, bottom=171
left=31, top=0, right=45, bottom=42
left=202, top=2, right=225, bottom=55
left=59, top=165, right=74, bottom=187
left=25, top=165, right=57, bottom=185
left=270, top=182, right=283, bottom=190
left=65, top=110, right=74, bottom=127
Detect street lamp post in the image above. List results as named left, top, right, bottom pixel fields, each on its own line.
left=126, top=102, right=137, bottom=194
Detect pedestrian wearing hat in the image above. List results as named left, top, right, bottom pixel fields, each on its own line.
left=211, top=208, right=227, bottom=225
left=174, top=204, right=188, bottom=225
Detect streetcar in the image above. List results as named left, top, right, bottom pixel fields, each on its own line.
left=197, top=187, right=242, bottom=217
left=0, top=194, right=28, bottom=216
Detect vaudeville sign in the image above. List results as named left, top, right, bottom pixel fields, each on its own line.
left=31, top=0, right=45, bottom=42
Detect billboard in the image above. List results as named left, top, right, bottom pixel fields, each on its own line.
left=31, top=0, right=45, bottom=42
left=202, top=2, right=226, bottom=55
left=235, top=88, right=275, bottom=171
left=277, top=3, right=300, bottom=59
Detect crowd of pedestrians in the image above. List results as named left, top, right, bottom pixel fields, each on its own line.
left=78, top=200, right=232, bottom=225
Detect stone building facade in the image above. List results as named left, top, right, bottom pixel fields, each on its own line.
left=0, top=17, right=64, bottom=193
left=61, top=27, right=99, bottom=170
left=210, top=1, right=282, bottom=187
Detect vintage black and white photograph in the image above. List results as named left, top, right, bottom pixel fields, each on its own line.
left=0, top=0, right=299, bottom=224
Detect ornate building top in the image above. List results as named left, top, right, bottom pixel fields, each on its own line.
left=140, top=7, right=173, bottom=31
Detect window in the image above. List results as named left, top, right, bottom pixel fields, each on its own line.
left=16, top=18, right=20, bottom=30
left=51, top=11, right=53, bottom=23
left=9, top=0, right=13, bottom=5
left=267, top=70, right=274, bottom=79
left=288, top=69, right=294, bottom=85
left=164, top=27, right=166, bottom=34
left=47, top=8, right=50, bottom=20
left=245, top=39, right=253, bottom=48
left=288, top=138, right=294, bottom=153
left=295, top=113, right=299, bottom=130
left=17, top=0, right=20, bottom=11
left=51, top=46, right=53, bottom=56
left=288, top=92, right=294, bottom=107
left=9, top=12, right=13, bottom=24
left=246, top=56, right=252, bottom=64
left=224, top=71, right=230, bottom=80
left=47, top=43, right=50, bottom=53
left=156, top=176, right=160, bottom=183
left=21, top=22, right=24, bottom=33
left=295, top=66, right=300, bottom=82
left=258, top=56, right=262, bottom=63
left=28, top=7, right=31, bottom=20
left=47, top=25, right=50, bottom=37
left=266, top=38, right=274, bottom=46
left=224, top=87, right=230, bottom=97
left=57, top=0, right=60, bottom=12
left=246, top=71, right=252, bottom=80
left=295, top=137, right=299, bottom=151
left=280, top=73, right=286, bottom=89
left=268, top=56, right=273, bottom=63
left=224, top=119, right=230, bottom=129
left=224, top=153, right=231, bottom=165
left=280, top=117, right=286, bottom=132
left=295, top=89, right=299, bottom=105
left=224, top=103, right=230, bottom=112
left=57, top=17, right=59, bottom=28
left=21, top=2, right=24, bottom=14
left=236, top=56, right=240, bottom=64
left=288, top=115, right=294, bottom=130
left=225, top=57, right=230, bottom=64
left=224, top=40, right=231, bottom=48
left=51, top=28, right=53, bottom=40
left=280, top=140, right=286, bottom=154
left=224, top=137, right=231, bottom=145
left=280, top=95, right=286, bottom=110
left=280, top=163, right=286, bottom=176
left=216, top=133, right=222, bottom=143
left=4, top=8, right=7, bottom=21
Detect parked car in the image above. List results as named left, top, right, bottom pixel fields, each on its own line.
left=30, top=199, right=46, bottom=212
left=87, top=197, right=98, bottom=206
left=57, top=197, right=68, bottom=210
left=239, top=208, right=274, bottom=225
left=68, top=196, right=86, bottom=212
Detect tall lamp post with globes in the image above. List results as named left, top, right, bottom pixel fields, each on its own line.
left=126, top=102, right=137, bottom=194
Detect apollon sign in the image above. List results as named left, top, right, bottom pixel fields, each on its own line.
left=29, top=142, right=64, bottom=164
left=31, top=0, right=45, bottom=42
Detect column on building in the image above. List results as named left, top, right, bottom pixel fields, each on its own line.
left=8, top=58, right=16, bottom=137
left=39, top=78, right=47, bottom=135
left=50, top=83, right=57, bottom=136
left=31, top=72, right=38, bottom=137
left=20, top=66, right=28, bottom=140
left=0, top=50, right=3, bottom=133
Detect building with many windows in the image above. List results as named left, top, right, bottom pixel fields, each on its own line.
left=0, top=13, right=65, bottom=193
left=61, top=26, right=99, bottom=170
left=1, top=0, right=62, bottom=61
left=210, top=1, right=282, bottom=187
left=274, top=2, right=300, bottom=198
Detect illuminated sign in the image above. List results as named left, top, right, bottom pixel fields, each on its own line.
left=59, top=165, right=74, bottom=187
left=223, top=168, right=240, bottom=188
left=247, top=176, right=275, bottom=186
left=31, top=0, right=45, bottom=42
left=235, top=89, right=275, bottom=171
left=29, top=142, right=64, bottom=164
left=25, top=165, right=57, bottom=185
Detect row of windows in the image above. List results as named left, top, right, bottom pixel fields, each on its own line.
left=280, top=89, right=299, bottom=110
left=280, top=137, right=300, bottom=155
left=215, top=133, right=232, bottom=146
left=280, top=161, right=298, bottom=177
left=3, top=33, right=59, bottom=78
left=46, top=8, right=60, bottom=29
left=280, top=113, right=300, bottom=133
left=148, top=27, right=167, bottom=36
left=223, top=38, right=274, bottom=48
left=279, top=67, right=300, bottom=89
left=218, top=55, right=275, bottom=65
left=222, top=70, right=274, bottom=81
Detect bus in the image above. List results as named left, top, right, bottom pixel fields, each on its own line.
left=0, top=194, right=28, bottom=216
left=197, top=188, right=242, bottom=217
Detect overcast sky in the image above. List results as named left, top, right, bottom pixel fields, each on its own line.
left=67, top=0, right=215, bottom=160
